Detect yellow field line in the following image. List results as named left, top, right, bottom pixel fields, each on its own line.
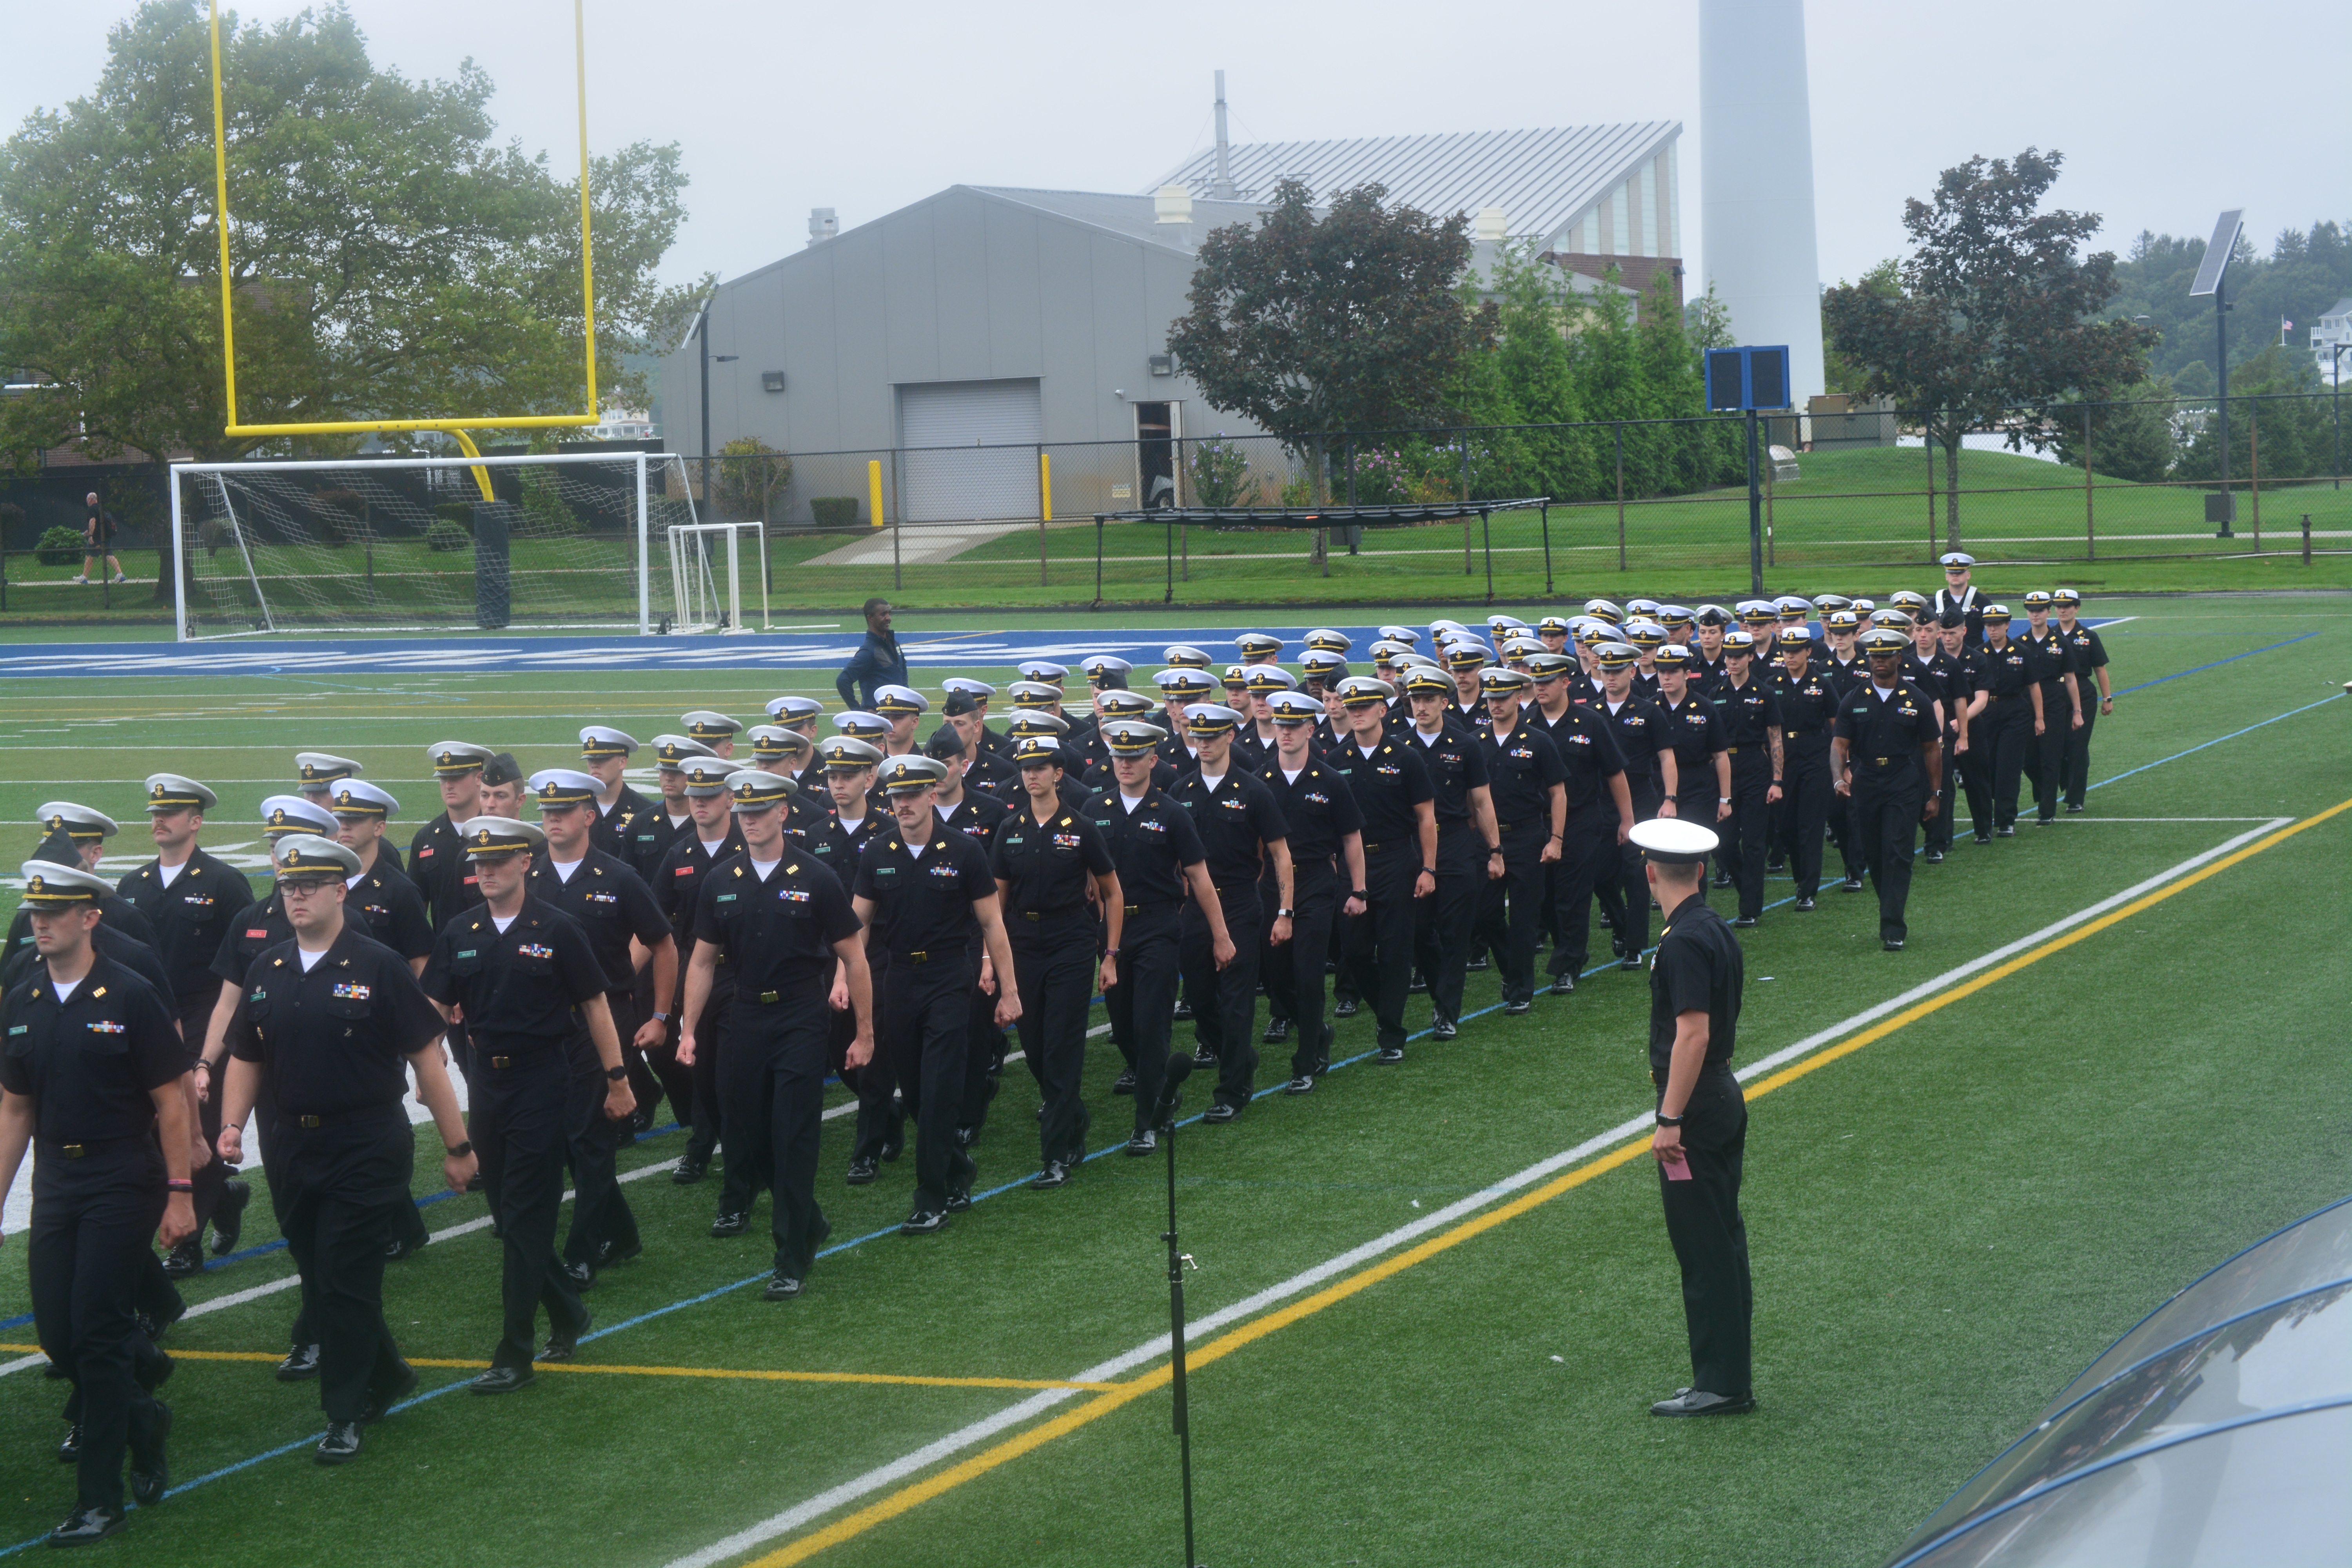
left=0, top=1345, right=1113, bottom=1392
left=735, top=797, right=2352, bottom=1568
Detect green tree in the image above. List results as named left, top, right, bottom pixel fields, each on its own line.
left=1168, top=178, right=1496, bottom=486
left=2046, top=378, right=2181, bottom=484
left=0, top=0, right=703, bottom=477
left=1821, top=148, right=2155, bottom=548
left=1821, top=259, right=1900, bottom=396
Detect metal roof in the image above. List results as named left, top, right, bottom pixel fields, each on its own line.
left=966, top=187, right=1278, bottom=255
left=1148, top=123, right=1680, bottom=245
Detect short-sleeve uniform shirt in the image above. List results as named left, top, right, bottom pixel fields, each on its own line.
left=226, top=927, right=443, bottom=1118
left=527, top=849, right=671, bottom=993
left=991, top=807, right=1115, bottom=920
left=1167, top=768, right=1289, bottom=886
left=1528, top=704, right=1628, bottom=811
left=346, top=860, right=434, bottom=961
left=1405, top=725, right=1488, bottom=836
left=1258, top=758, right=1364, bottom=873
left=1646, top=893, right=1743, bottom=1080
left=419, top=897, right=609, bottom=1059
left=1335, top=738, right=1434, bottom=850
left=691, top=852, right=860, bottom=1018
left=1085, top=788, right=1208, bottom=906
left=851, top=829, right=996, bottom=958
left=115, top=848, right=256, bottom=1005
left=1835, top=679, right=1942, bottom=783
left=1478, top=723, right=1566, bottom=832
left=0, top=955, right=185, bottom=1149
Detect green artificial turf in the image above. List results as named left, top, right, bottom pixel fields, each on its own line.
left=0, top=595, right=2345, bottom=1566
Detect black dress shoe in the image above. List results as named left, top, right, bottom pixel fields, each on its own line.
left=899, top=1208, right=949, bottom=1236
left=1621, top=953, right=1644, bottom=969
left=1995, top=825, right=2015, bottom=838
left=944, top=1185, right=973, bottom=1214
left=536, top=1308, right=592, bottom=1364
left=1547, top=974, right=1575, bottom=996
left=1711, top=869, right=1733, bottom=889
left=1201, top=1102, right=1239, bottom=1124
left=1842, top=874, right=1866, bottom=891
left=1924, top=848, right=1945, bottom=863
left=845, top=1156, right=878, bottom=1185
left=1124, top=1129, right=1157, bottom=1156
left=710, top=1212, right=749, bottom=1238
left=1262, top=1017, right=1290, bottom=1044
left=1111, top=1070, right=1136, bottom=1095
left=45, top=1506, right=125, bottom=1547
left=385, top=1233, right=420, bottom=1262
left=1729, top=915, right=1757, bottom=928
left=1171, top=996, right=1192, bottom=1020
left=1883, top=938, right=1905, bottom=951
left=1793, top=895, right=1815, bottom=911
left=1503, top=999, right=1531, bottom=1015
left=127, top=1401, right=170, bottom=1505
left=1649, top=1388, right=1756, bottom=1417
left=763, top=1269, right=804, bottom=1301
left=2036, top=815, right=2057, bottom=826
left=1031, top=1160, right=1070, bottom=1190
left=1189, top=1045, right=1218, bottom=1068
left=2065, top=802, right=2084, bottom=814
left=56, top=1425, right=80, bottom=1464
left=1333, top=997, right=1360, bottom=1018
left=161, top=1238, right=203, bottom=1278
left=358, top=1362, right=418, bottom=1423
left=1609, top=935, right=1626, bottom=958
left=470, top=1366, right=535, bottom=1394
left=671, top=1156, right=709, bottom=1185
left=561, top=1259, right=597, bottom=1290
left=1407, top=971, right=1428, bottom=993
left=1466, top=953, right=1490, bottom=972
left=953, top=1124, right=980, bottom=1150
left=1974, top=831, right=1992, bottom=844
left=276, top=1343, right=321, bottom=1382
left=134, top=1293, right=185, bottom=1342
left=1376, top=1045, right=1405, bottom=1064
left=1765, top=858, right=1785, bottom=874
left=596, top=1238, right=642, bottom=1268
left=1431, top=1018, right=1457, bottom=1040
left=210, top=1178, right=252, bottom=1254
left=315, top=1421, right=363, bottom=1465
left=880, top=1137, right=904, bottom=1163
left=1283, top=1075, right=1315, bottom=1095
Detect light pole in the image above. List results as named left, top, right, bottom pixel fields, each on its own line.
left=2189, top=211, right=2243, bottom=537
left=2333, top=343, right=2344, bottom=491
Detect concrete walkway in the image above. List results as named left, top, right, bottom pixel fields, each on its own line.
left=803, top=523, right=1031, bottom=567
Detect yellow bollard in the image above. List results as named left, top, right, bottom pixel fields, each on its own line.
left=1040, top=452, right=1053, bottom=523
left=867, top=458, right=884, bottom=528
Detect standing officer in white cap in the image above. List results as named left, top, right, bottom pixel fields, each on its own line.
left=419, top=818, right=633, bottom=1392
left=1932, top=552, right=1984, bottom=645
left=0, top=860, right=195, bottom=1544
left=1631, top=817, right=1756, bottom=1418
left=117, top=774, right=257, bottom=1273
left=213, top=834, right=474, bottom=1464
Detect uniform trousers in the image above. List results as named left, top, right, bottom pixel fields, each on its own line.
left=259, top=1114, right=319, bottom=1351
left=828, top=950, right=900, bottom=1163
left=1609, top=791, right=1666, bottom=958
left=1546, top=802, right=1619, bottom=979
left=1182, top=884, right=1263, bottom=1108
left=1655, top=1065, right=1753, bottom=1400
left=1473, top=822, right=1549, bottom=1007
left=2025, top=684, right=2069, bottom=822
left=2062, top=703, right=2098, bottom=808
left=724, top=1005, right=831, bottom=1272
left=1257, top=878, right=1290, bottom=1030
left=1925, top=725, right=1963, bottom=854
left=1343, top=844, right=1420, bottom=1050
left=1779, top=748, right=1836, bottom=899
left=1720, top=752, right=1773, bottom=920
left=882, top=955, right=979, bottom=1212
left=469, top=1049, right=590, bottom=1368
left=175, top=992, right=234, bottom=1240
left=272, top=1113, right=411, bottom=1424
left=683, top=983, right=727, bottom=1165
left=1849, top=760, right=1925, bottom=944
left=956, top=955, right=1011, bottom=1137
left=1264, top=866, right=1339, bottom=1078
left=1010, top=913, right=1097, bottom=1165
left=1104, top=904, right=1183, bottom=1132
left=1971, top=702, right=2029, bottom=832
left=29, top=1148, right=169, bottom=1510
left=567, top=990, right=641, bottom=1263
left=1412, top=828, right=1482, bottom=1026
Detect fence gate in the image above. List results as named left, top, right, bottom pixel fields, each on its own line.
left=898, top=379, right=1043, bottom=522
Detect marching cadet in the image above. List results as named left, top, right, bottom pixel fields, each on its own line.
left=1909, top=617, right=1970, bottom=866
left=873, top=686, right=928, bottom=755
left=1331, top=679, right=1435, bottom=1062
left=7, top=806, right=158, bottom=971
left=526, top=771, right=673, bottom=1282
left=577, top=727, right=656, bottom=864
left=1081, top=655, right=1135, bottom=712
left=2, top=832, right=171, bottom=1006
left=851, top=757, right=1021, bottom=1234
left=1234, top=633, right=1283, bottom=667
left=1154, top=668, right=1216, bottom=747
left=477, top=753, right=528, bottom=819
left=934, top=680, right=1008, bottom=759
left=1535, top=615, right=1573, bottom=655
left=2053, top=590, right=2112, bottom=812
left=679, top=770, right=873, bottom=1298
left=1653, top=646, right=1732, bottom=836
left=1690, top=606, right=1732, bottom=689
left=748, top=727, right=828, bottom=842
left=1932, top=612, right=1989, bottom=847
left=653, top=754, right=746, bottom=1188
left=941, top=691, right=1016, bottom=794
left=1169, top=704, right=1292, bottom=1120
left=1445, top=641, right=1491, bottom=728
left=1090, top=720, right=1227, bottom=1147
left=117, top=774, right=256, bottom=1274
left=808, top=738, right=900, bottom=1183
left=1820, top=608, right=1863, bottom=684
left=1402, top=668, right=1499, bottom=1036
left=298, top=755, right=399, bottom=873
left=1521, top=655, right=1634, bottom=994
left=765, top=693, right=833, bottom=781
left=1239, top=667, right=1297, bottom=766
left=1593, top=643, right=1677, bottom=962
left=1932, top=552, right=1987, bottom=644
left=1765, top=629, right=1844, bottom=912
left=1258, top=691, right=1365, bottom=1091
left=419, top=817, right=634, bottom=1392
left=1971, top=607, right=2038, bottom=840
left=1712, top=631, right=1782, bottom=928
left=992, top=736, right=1124, bottom=1186
left=682, top=711, right=742, bottom=759
left=1001, top=711, right=1091, bottom=811
left=919, top=727, right=1014, bottom=1149
left=2017, top=592, right=2084, bottom=826
left=408, top=741, right=495, bottom=930
left=1630, top=818, right=1757, bottom=1419
left=1472, top=670, right=1565, bottom=1016
left=1833, top=630, right=1944, bottom=951
left=1164, top=644, right=1215, bottom=670
left=213, top=835, right=474, bottom=1465
left=0, top=860, right=195, bottom=1545
left=636, top=735, right=714, bottom=884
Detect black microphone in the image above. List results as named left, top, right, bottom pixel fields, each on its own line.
left=1150, top=1052, right=1193, bottom=1126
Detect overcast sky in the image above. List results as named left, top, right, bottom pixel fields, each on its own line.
left=2, top=0, right=2340, bottom=303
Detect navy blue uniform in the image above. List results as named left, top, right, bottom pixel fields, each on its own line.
left=1087, top=786, right=1208, bottom=1132
left=1835, top=678, right=1942, bottom=945
left=1169, top=766, right=1289, bottom=1109
left=1474, top=721, right=1565, bottom=1008
left=1334, top=736, right=1434, bottom=1054
left=2058, top=622, right=2108, bottom=808
left=1258, top=757, right=1361, bottom=1077
left=993, top=804, right=1116, bottom=1165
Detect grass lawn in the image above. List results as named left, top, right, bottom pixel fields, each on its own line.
left=0, top=594, right=2345, bottom=1564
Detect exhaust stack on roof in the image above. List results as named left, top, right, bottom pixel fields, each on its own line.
left=1211, top=72, right=1239, bottom=200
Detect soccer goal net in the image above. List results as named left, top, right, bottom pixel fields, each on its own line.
left=168, top=450, right=705, bottom=639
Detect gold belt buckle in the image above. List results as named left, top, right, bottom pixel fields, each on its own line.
left=490, top=1054, right=512, bottom=1068
left=60, top=1143, right=84, bottom=1160
left=760, top=990, right=779, bottom=1004
left=298, top=1115, right=322, bottom=1128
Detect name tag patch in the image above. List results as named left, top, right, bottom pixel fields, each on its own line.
left=245, top=928, right=270, bottom=939
left=332, top=982, right=371, bottom=1000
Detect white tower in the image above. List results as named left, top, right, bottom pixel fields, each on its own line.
left=1699, top=0, right=1824, bottom=407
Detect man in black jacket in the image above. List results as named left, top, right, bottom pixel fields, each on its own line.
left=836, top=598, right=908, bottom=710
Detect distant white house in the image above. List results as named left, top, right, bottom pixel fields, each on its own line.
left=2312, top=298, right=2352, bottom=385
left=585, top=408, right=657, bottom=441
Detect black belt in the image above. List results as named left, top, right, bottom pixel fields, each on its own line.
left=1018, top=907, right=1088, bottom=922
left=1863, top=755, right=1905, bottom=768
left=1122, top=900, right=1179, bottom=915
left=1362, top=839, right=1417, bottom=854
left=39, top=1137, right=140, bottom=1160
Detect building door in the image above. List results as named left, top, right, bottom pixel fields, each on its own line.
left=898, top=378, right=1044, bottom=523
left=1135, top=402, right=1179, bottom=509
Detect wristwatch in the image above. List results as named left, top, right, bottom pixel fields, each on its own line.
left=445, top=1140, right=472, bottom=1158
left=651, top=1010, right=671, bottom=1024
left=605, top=1064, right=630, bottom=1082
left=1275, top=908, right=1293, bottom=920
left=1350, top=889, right=1368, bottom=900
left=1655, top=1111, right=1684, bottom=1128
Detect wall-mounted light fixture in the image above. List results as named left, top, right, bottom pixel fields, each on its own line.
left=1147, top=354, right=1173, bottom=377
left=761, top=371, right=786, bottom=393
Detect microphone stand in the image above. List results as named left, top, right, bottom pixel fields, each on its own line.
left=1160, top=1080, right=1202, bottom=1568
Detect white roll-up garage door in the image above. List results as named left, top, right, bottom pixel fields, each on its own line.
left=898, top=379, right=1044, bottom=523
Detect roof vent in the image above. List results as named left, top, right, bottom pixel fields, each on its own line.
left=1154, top=185, right=1194, bottom=225
left=1475, top=207, right=1508, bottom=243
left=807, top=207, right=837, bottom=247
